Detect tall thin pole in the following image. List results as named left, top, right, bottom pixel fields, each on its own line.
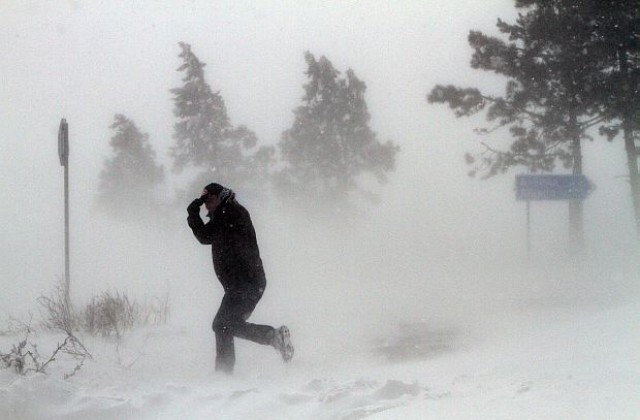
left=526, top=200, right=531, bottom=258
left=58, top=118, right=71, bottom=310
left=64, top=158, right=70, bottom=308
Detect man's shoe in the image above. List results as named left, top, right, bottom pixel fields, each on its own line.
left=273, top=325, right=294, bottom=363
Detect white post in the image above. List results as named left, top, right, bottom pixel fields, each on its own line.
left=58, top=119, right=71, bottom=310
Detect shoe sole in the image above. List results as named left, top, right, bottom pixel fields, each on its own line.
left=277, top=326, right=294, bottom=363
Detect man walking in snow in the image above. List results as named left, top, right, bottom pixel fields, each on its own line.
left=187, top=183, right=294, bottom=374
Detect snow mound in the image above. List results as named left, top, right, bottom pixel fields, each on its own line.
left=1, top=300, right=639, bottom=419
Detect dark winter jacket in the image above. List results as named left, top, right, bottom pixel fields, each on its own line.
left=187, top=198, right=266, bottom=292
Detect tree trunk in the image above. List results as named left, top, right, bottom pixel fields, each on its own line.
left=622, top=123, right=640, bottom=237
left=568, top=109, right=584, bottom=254
left=618, top=48, right=640, bottom=237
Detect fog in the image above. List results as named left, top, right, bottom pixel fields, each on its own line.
left=2, top=0, right=639, bottom=355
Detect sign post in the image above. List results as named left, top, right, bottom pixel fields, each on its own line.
left=516, top=174, right=593, bottom=256
left=58, top=118, right=71, bottom=310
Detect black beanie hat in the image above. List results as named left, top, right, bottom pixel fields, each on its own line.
left=204, top=183, right=224, bottom=197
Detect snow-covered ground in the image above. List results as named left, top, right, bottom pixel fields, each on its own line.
left=1, top=295, right=638, bottom=419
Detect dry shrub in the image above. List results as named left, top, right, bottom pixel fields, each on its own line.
left=82, top=291, right=137, bottom=338
left=37, top=280, right=75, bottom=333
left=81, top=290, right=170, bottom=338
left=0, top=317, right=90, bottom=377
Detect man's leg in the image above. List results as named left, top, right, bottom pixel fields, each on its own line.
left=212, top=288, right=274, bottom=373
left=212, top=293, right=238, bottom=373
left=213, top=329, right=234, bottom=374
left=230, top=288, right=293, bottom=362
left=228, top=287, right=275, bottom=345
left=232, top=289, right=293, bottom=362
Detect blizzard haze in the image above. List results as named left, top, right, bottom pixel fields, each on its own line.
left=1, top=2, right=639, bottom=417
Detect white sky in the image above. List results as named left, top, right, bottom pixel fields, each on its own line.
left=1, top=1, right=637, bottom=321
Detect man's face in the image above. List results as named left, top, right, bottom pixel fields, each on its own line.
left=204, top=193, right=221, bottom=213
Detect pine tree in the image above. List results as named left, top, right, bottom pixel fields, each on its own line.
left=97, top=114, right=164, bottom=220
left=428, top=0, right=608, bottom=248
left=588, top=0, right=640, bottom=235
left=276, top=52, right=398, bottom=213
left=170, top=42, right=273, bottom=197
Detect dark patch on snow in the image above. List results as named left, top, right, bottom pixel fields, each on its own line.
left=372, top=322, right=459, bottom=362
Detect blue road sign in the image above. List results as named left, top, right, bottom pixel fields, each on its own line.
left=516, top=174, right=592, bottom=201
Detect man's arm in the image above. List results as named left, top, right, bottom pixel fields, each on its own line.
left=187, top=198, right=215, bottom=245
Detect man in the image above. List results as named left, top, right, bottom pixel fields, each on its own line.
left=187, top=182, right=293, bottom=374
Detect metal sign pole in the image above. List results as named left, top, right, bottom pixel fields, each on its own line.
left=64, top=156, right=70, bottom=307
left=526, top=200, right=531, bottom=258
left=515, top=174, right=594, bottom=259
left=58, top=119, right=71, bottom=310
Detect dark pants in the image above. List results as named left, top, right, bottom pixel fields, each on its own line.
left=212, top=287, right=274, bottom=373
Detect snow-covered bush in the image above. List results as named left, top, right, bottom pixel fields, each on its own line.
left=37, top=281, right=76, bottom=333
left=81, top=290, right=169, bottom=338
left=82, top=291, right=137, bottom=338
left=0, top=320, right=90, bottom=377
left=0, top=338, right=30, bottom=374
left=37, top=279, right=169, bottom=339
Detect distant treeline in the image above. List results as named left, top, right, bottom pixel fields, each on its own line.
left=96, top=43, right=399, bottom=222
